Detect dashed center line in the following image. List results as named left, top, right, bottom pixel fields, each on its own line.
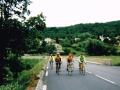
left=96, top=75, right=115, bottom=84
left=45, top=62, right=116, bottom=86
left=86, top=70, right=92, bottom=73
left=43, top=85, right=47, bottom=90
left=46, top=71, right=48, bottom=76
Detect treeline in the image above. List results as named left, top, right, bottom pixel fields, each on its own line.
left=43, top=21, right=120, bottom=39
left=42, top=21, right=120, bottom=56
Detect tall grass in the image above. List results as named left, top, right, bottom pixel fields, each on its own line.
left=0, top=58, right=47, bottom=90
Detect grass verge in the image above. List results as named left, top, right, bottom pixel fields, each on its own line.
left=0, top=58, right=47, bottom=90
left=86, top=55, right=120, bottom=66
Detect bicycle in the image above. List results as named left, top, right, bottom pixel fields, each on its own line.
left=50, top=61, right=53, bottom=69
left=79, top=62, right=85, bottom=75
left=56, top=62, right=60, bottom=75
left=67, top=62, right=74, bottom=76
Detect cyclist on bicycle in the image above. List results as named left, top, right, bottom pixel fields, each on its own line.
left=49, top=54, right=54, bottom=66
left=66, top=53, right=74, bottom=71
left=55, top=53, right=62, bottom=73
left=78, top=53, right=86, bottom=69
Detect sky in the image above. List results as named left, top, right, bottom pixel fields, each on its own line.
left=27, top=0, right=120, bottom=27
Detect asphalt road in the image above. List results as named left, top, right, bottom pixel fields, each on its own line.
left=42, top=57, right=120, bottom=90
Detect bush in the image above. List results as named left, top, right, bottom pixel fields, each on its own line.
left=82, top=39, right=107, bottom=55
left=74, top=47, right=81, bottom=51
left=0, top=58, right=46, bottom=90
left=63, top=48, right=71, bottom=55
left=0, top=82, right=23, bottom=90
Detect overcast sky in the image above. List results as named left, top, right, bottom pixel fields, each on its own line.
left=28, top=0, right=120, bottom=27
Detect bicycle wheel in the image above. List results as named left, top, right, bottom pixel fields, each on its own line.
left=71, top=64, right=74, bottom=72
left=57, top=68, right=59, bottom=75
left=82, top=66, right=85, bottom=75
left=51, top=62, right=53, bottom=69
left=68, top=66, right=72, bottom=76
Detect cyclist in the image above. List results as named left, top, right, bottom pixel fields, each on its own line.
left=66, top=53, right=74, bottom=71
left=78, top=53, right=86, bottom=70
left=55, top=53, right=62, bottom=73
left=49, top=54, right=54, bottom=66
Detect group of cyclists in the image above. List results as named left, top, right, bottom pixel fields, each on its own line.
left=48, top=52, right=86, bottom=73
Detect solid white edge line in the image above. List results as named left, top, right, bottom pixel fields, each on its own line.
left=43, top=85, right=47, bottom=90
left=96, top=75, right=115, bottom=84
left=46, top=71, right=48, bottom=76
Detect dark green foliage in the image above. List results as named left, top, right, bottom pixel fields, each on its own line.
left=0, top=19, right=27, bottom=85
left=63, top=48, right=71, bottom=55
left=0, top=0, right=31, bottom=20
left=82, top=39, right=108, bottom=55
left=60, top=38, right=71, bottom=47
left=82, top=39, right=118, bottom=55
left=56, top=37, right=59, bottom=44
left=46, top=44, right=56, bottom=54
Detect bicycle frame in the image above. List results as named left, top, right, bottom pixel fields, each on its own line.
left=79, top=62, right=85, bottom=75
left=56, top=62, right=60, bottom=75
left=50, top=61, right=53, bottom=69
left=68, top=63, right=73, bottom=76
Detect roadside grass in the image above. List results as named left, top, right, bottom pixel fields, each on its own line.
left=86, top=55, right=120, bottom=66
left=0, top=58, right=47, bottom=90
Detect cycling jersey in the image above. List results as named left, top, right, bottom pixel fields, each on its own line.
left=55, top=56, right=61, bottom=62
left=49, top=56, right=54, bottom=61
left=78, top=55, right=86, bottom=62
left=67, top=56, right=73, bottom=63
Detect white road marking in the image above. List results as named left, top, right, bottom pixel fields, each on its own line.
left=43, top=85, right=47, bottom=90
left=86, top=70, right=92, bottom=73
left=46, top=71, right=48, bottom=76
left=96, top=75, right=115, bottom=84
left=47, top=66, right=48, bottom=69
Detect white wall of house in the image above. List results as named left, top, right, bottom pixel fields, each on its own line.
left=44, top=38, right=52, bottom=43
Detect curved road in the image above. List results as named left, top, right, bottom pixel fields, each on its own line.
left=42, top=57, right=120, bottom=90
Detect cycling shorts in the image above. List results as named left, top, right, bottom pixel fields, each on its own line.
left=56, top=61, right=61, bottom=63
left=67, top=60, right=73, bottom=64
left=79, top=61, right=84, bottom=63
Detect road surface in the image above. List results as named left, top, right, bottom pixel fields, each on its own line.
left=42, top=57, right=120, bottom=90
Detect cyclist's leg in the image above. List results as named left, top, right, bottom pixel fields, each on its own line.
left=51, top=61, right=53, bottom=66
left=67, top=62, right=69, bottom=71
left=80, top=62, right=82, bottom=70
left=56, top=62, right=58, bottom=73
left=81, top=62, right=83, bottom=70
left=79, top=62, right=81, bottom=69
left=59, top=62, right=61, bottom=69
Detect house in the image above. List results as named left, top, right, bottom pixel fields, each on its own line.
left=44, top=38, right=52, bottom=43
left=99, top=36, right=110, bottom=41
left=55, top=43, right=64, bottom=53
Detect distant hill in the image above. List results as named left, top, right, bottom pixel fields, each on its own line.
left=42, top=20, right=120, bottom=39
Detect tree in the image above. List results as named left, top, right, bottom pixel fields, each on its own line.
left=56, top=36, right=59, bottom=44
left=0, top=0, right=32, bottom=20
left=24, top=13, right=46, bottom=53
left=24, top=13, right=46, bottom=31
left=82, top=39, right=108, bottom=55
left=46, top=43, right=56, bottom=54
left=109, top=37, right=118, bottom=46
left=0, top=19, right=27, bottom=85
